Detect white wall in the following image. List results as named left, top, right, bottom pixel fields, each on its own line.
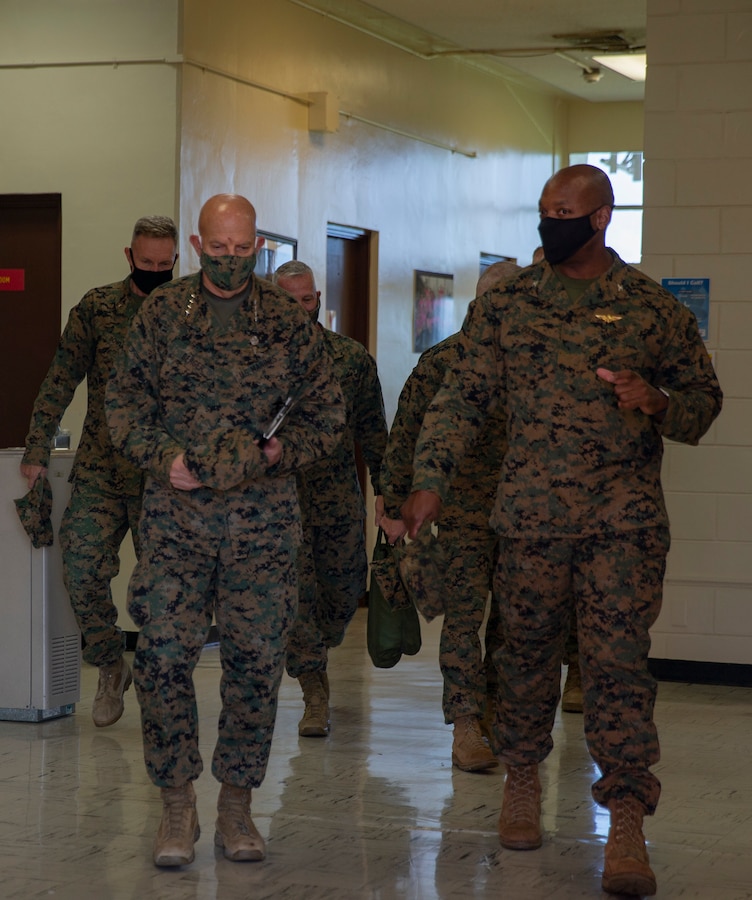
left=642, top=0, right=752, bottom=663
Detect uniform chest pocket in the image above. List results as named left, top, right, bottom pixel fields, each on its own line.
left=562, top=316, right=650, bottom=379
left=159, top=348, right=216, bottom=410
left=503, top=317, right=560, bottom=387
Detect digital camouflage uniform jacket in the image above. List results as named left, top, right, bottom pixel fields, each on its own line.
left=412, top=253, right=722, bottom=538
left=296, top=328, right=388, bottom=527
left=381, top=333, right=506, bottom=531
left=23, top=276, right=144, bottom=495
left=105, top=273, right=346, bottom=559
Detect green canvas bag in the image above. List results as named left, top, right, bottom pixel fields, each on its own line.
left=367, top=528, right=422, bottom=668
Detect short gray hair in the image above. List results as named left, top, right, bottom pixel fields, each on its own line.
left=272, top=260, right=314, bottom=284
left=132, top=215, right=178, bottom=243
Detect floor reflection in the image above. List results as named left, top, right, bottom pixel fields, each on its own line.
left=1, top=610, right=751, bottom=898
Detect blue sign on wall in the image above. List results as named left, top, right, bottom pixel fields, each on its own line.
left=661, top=278, right=710, bottom=340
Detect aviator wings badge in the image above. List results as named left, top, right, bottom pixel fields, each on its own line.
left=595, top=313, right=623, bottom=324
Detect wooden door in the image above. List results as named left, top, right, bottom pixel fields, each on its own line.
left=326, top=224, right=374, bottom=607
left=326, top=225, right=370, bottom=348
left=0, top=194, right=62, bottom=449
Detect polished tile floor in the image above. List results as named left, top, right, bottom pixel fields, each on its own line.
left=2, top=610, right=752, bottom=899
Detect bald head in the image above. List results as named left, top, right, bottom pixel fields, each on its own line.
left=538, top=164, right=615, bottom=273
left=189, top=193, right=264, bottom=296
left=541, top=164, right=614, bottom=212
left=476, top=261, right=521, bottom=295
left=197, top=193, right=257, bottom=239
left=189, top=192, right=261, bottom=262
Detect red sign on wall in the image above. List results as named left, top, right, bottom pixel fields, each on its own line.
left=0, top=269, right=25, bottom=291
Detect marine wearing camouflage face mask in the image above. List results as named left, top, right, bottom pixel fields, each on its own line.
left=106, top=194, right=346, bottom=869
left=200, top=250, right=257, bottom=292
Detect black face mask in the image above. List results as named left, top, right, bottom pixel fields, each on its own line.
left=537, top=209, right=599, bottom=266
left=128, top=250, right=174, bottom=294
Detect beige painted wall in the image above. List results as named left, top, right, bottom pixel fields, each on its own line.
left=0, top=0, right=180, bottom=631
left=568, top=101, right=645, bottom=152
left=0, top=0, right=180, bottom=438
left=179, top=0, right=568, bottom=424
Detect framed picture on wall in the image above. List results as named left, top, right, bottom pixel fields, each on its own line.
left=479, top=251, right=516, bottom=275
left=413, top=270, right=454, bottom=353
left=256, top=231, right=297, bottom=279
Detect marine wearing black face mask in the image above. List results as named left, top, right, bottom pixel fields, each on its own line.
left=537, top=207, right=600, bottom=265
left=127, top=249, right=175, bottom=294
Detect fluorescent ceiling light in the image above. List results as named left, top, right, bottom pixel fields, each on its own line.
left=592, top=53, right=646, bottom=82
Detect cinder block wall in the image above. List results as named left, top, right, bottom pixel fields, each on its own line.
left=642, top=0, right=752, bottom=663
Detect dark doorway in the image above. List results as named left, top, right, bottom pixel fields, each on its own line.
left=326, top=224, right=375, bottom=607
left=326, top=224, right=370, bottom=349
left=0, top=194, right=62, bottom=449
left=326, top=224, right=373, bottom=495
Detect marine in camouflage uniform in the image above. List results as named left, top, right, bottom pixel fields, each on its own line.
left=403, top=167, right=722, bottom=896
left=106, top=195, right=345, bottom=868
left=21, top=215, right=178, bottom=728
left=273, top=261, right=388, bottom=737
left=381, top=330, right=504, bottom=771
left=382, top=263, right=549, bottom=771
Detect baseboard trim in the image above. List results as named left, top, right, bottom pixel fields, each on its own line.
left=648, top=658, right=752, bottom=687
left=119, top=632, right=752, bottom=686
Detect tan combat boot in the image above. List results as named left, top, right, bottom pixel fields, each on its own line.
left=298, top=671, right=330, bottom=737
left=153, top=782, right=200, bottom=867
left=497, top=763, right=542, bottom=850
left=214, top=783, right=266, bottom=861
left=561, top=660, right=583, bottom=713
left=601, top=797, right=657, bottom=896
left=451, top=714, right=498, bottom=772
left=92, top=656, right=132, bottom=727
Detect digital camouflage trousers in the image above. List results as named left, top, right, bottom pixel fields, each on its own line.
left=59, top=479, right=142, bottom=667
left=492, top=528, right=669, bottom=814
left=285, top=517, right=367, bottom=678
left=128, top=534, right=298, bottom=789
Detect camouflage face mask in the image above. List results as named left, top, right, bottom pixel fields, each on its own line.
left=306, top=297, right=321, bottom=323
left=200, top=251, right=257, bottom=292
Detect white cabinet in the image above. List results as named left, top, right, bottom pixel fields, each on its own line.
left=0, top=449, right=80, bottom=720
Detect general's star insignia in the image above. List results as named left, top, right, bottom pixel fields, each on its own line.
left=595, top=313, right=623, bottom=323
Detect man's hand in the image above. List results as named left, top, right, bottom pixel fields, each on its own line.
left=20, top=463, right=46, bottom=490
left=401, top=490, right=441, bottom=539
left=258, top=435, right=282, bottom=466
left=375, top=494, right=407, bottom=544
left=170, top=453, right=203, bottom=490
left=597, top=368, right=669, bottom=417
left=381, top=517, right=407, bottom=544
